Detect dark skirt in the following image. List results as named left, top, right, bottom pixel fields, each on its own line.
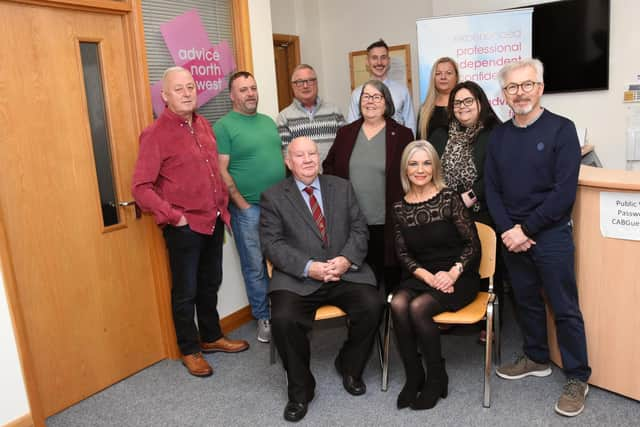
left=398, top=270, right=479, bottom=311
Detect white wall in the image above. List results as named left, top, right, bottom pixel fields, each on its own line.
left=271, top=0, right=328, bottom=99
left=249, top=0, right=279, bottom=119
left=0, top=272, right=30, bottom=425
left=271, top=0, right=638, bottom=170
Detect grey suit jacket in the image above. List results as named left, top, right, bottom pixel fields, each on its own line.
left=260, top=175, right=376, bottom=296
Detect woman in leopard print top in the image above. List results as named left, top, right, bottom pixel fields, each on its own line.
left=429, top=80, right=500, bottom=226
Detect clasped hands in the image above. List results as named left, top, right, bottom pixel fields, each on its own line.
left=308, top=256, right=351, bottom=282
left=415, top=267, right=458, bottom=294
left=501, top=224, right=536, bottom=253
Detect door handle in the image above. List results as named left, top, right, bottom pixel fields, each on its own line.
left=118, top=200, right=141, bottom=219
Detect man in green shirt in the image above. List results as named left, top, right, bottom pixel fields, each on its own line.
left=216, top=71, right=285, bottom=343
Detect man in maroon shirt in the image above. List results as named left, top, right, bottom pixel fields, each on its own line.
left=132, top=67, right=248, bottom=377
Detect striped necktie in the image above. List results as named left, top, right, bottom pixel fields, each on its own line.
left=304, top=186, right=327, bottom=244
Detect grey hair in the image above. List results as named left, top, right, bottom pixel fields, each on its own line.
left=162, top=66, right=191, bottom=83
left=291, top=64, right=316, bottom=80
left=498, top=58, right=544, bottom=87
left=285, top=136, right=317, bottom=158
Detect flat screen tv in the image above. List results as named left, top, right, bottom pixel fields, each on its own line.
left=530, top=0, right=610, bottom=93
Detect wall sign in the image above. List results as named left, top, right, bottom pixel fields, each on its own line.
left=150, top=9, right=235, bottom=116
left=600, top=191, right=640, bottom=241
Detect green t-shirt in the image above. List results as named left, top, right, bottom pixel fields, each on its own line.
left=214, top=111, right=285, bottom=203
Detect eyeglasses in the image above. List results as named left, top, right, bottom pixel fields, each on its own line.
left=503, top=80, right=541, bottom=95
left=292, top=78, right=317, bottom=88
left=453, top=97, right=475, bottom=108
left=361, top=93, right=384, bottom=103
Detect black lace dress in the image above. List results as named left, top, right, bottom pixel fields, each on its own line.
left=392, top=188, right=481, bottom=310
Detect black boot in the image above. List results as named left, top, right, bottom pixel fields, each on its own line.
left=397, top=362, right=425, bottom=409
left=411, top=358, right=448, bottom=410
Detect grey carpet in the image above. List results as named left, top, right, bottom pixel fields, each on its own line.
left=48, top=299, right=639, bottom=426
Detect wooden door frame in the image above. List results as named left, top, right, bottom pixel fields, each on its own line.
left=273, top=33, right=301, bottom=109
left=0, top=0, right=253, bottom=425
left=273, top=33, right=301, bottom=66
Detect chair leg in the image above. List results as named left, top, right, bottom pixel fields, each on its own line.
left=381, top=303, right=392, bottom=392
left=483, top=300, right=494, bottom=408
left=494, top=296, right=501, bottom=366
left=376, top=327, right=384, bottom=371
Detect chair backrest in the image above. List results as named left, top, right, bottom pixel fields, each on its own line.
left=266, top=259, right=273, bottom=278
left=475, top=222, right=496, bottom=280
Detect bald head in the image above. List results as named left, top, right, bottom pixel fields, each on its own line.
left=285, top=137, right=320, bottom=185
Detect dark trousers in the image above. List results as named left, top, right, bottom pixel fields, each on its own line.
left=367, top=224, right=400, bottom=294
left=502, top=222, right=591, bottom=381
left=270, top=282, right=384, bottom=403
left=163, top=218, right=224, bottom=355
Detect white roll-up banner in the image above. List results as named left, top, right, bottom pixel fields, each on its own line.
left=416, top=9, right=533, bottom=121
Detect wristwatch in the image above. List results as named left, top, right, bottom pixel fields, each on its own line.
left=454, top=262, right=463, bottom=274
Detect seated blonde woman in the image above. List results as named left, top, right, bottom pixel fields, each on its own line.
left=390, top=140, right=480, bottom=410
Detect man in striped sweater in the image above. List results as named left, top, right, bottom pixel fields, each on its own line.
left=276, top=64, right=345, bottom=165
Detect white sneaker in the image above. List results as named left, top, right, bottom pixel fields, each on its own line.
left=257, top=319, right=271, bottom=343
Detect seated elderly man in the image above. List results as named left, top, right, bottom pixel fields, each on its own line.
left=260, top=137, right=383, bottom=422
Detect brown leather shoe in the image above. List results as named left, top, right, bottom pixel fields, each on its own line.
left=201, top=336, right=249, bottom=354
left=182, top=352, right=213, bottom=377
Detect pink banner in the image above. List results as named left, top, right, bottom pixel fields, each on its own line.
left=151, top=9, right=236, bottom=116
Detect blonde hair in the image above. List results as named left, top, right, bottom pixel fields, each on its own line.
left=418, top=57, right=459, bottom=138
left=400, top=140, right=446, bottom=194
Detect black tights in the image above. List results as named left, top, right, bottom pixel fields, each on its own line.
left=391, top=289, right=446, bottom=380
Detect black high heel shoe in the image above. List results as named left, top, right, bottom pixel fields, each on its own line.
left=397, top=372, right=425, bottom=409
left=411, top=358, right=448, bottom=410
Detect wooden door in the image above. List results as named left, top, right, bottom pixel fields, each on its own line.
left=0, top=2, right=165, bottom=416
left=273, top=33, right=301, bottom=111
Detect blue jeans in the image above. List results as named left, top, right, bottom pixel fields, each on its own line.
left=502, top=222, right=591, bottom=382
left=230, top=203, right=270, bottom=320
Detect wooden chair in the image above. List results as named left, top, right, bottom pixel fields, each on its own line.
left=381, top=222, right=501, bottom=407
left=266, top=260, right=384, bottom=371
left=266, top=260, right=346, bottom=365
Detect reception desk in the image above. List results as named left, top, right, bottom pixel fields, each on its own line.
left=547, top=166, right=640, bottom=400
